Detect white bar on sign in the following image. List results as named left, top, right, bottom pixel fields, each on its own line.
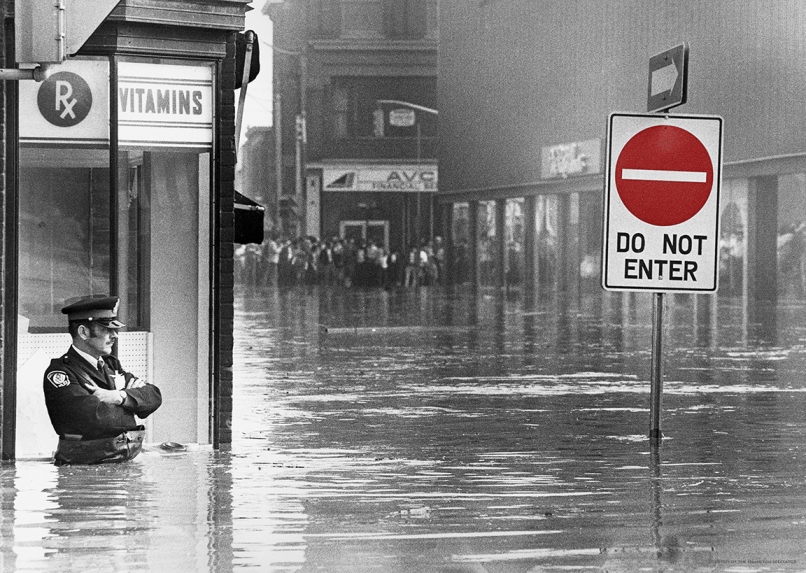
left=622, top=168, right=706, bottom=183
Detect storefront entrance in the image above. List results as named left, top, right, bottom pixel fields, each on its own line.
left=340, top=220, right=390, bottom=249
left=15, top=58, right=214, bottom=457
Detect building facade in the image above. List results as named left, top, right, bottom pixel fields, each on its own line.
left=2, top=0, right=248, bottom=460
left=438, top=1, right=806, bottom=306
left=267, top=0, right=439, bottom=254
left=239, top=125, right=276, bottom=230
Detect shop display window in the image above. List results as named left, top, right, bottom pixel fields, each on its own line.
left=19, top=148, right=112, bottom=331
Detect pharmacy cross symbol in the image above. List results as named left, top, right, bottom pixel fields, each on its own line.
left=615, top=124, right=713, bottom=226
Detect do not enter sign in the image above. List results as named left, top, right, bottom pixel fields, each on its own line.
left=602, top=113, right=723, bottom=293
left=615, top=125, right=713, bottom=226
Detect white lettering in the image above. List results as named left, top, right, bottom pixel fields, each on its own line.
left=55, top=81, right=77, bottom=119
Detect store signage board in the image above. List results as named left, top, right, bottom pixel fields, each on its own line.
left=322, top=164, right=437, bottom=193
left=118, top=62, right=213, bottom=150
left=389, top=108, right=416, bottom=127
left=602, top=112, right=723, bottom=292
left=20, top=60, right=214, bottom=151
left=19, top=59, right=110, bottom=147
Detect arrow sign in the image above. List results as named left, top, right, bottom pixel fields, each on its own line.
left=647, top=43, right=688, bottom=112
left=650, top=62, right=678, bottom=97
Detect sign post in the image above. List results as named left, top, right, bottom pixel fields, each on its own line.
left=603, top=109, right=723, bottom=443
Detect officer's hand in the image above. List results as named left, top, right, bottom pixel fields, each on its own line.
left=85, top=379, right=124, bottom=405
left=126, top=377, right=145, bottom=389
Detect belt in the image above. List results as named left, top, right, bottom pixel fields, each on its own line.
left=54, top=426, right=146, bottom=465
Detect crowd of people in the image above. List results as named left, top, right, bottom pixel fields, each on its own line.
left=236, top=234, right=447, bottom=289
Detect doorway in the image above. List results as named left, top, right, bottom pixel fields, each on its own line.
left=340, top=220, right=390, bottom=250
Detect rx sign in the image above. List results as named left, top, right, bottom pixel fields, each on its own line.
left=37, top=71, right=93, bottom=127
left=19, top=59, right=109, bottom=147
left=602, top=113, right=723, bottom=292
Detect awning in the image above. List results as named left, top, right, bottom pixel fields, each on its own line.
left=234, top=190, right=265, bottom=245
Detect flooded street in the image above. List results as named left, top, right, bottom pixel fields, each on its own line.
left=3, top=285, right=806, bottom=571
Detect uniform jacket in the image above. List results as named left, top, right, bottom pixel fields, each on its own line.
left=43, top=347, right=162, bottom=440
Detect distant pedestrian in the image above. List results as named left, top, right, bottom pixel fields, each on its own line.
left=434, top=236, right=446, bottom=284
left=265, top=232, right=281, bottom=286
left=405, top=245, right=419, bottom=287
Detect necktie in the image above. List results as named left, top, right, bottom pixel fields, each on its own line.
left=97, top=359, right=113, bottom=388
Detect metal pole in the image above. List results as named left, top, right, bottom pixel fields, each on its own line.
left=274, top=93, right=282, bottom=231
left=416, top=121, right=421, bottom=245
left=295, top=114, right=303, bottom=217
left=298, top=54, right=308, bottom=236
left=649, top=291, right=664, bottom=444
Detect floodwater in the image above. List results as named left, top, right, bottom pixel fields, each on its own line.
left=2, top=285, right=806, bottom=572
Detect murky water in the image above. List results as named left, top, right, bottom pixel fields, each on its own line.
left=3, top=285, right=806, bottom=571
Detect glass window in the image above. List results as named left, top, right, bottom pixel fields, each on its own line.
left=777, top=173, right=806, bottom=300
left=578, top=192, right=602, bottom=289
left=341, top=0, right=384, bottom=38
left=332, top=87, right=349, bottom=139
left=535, top=194, right=559, bottom=289
left=477, top=200, right=498, bottom=287
left=329, top=76, right=437, bottom=140
left=19, top=148, right=111, bottom=331
left=118, top=151, right=147, bottom=328
left=505, top=198, right=524, bottom=286
left=383, top=0, right=427, bottom=38
left=452, top=203, right=470, bottom=284
left=719, top=179, right=748, bottom=297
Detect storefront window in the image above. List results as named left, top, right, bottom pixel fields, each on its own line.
left=477, top=200, right=497, bottom=286
left=19, top=148, right=111, bottom=330
left=719, top=179, right=748, bottom=297
left=341, top=0, right=384, bottom=38
left=452, top=202, right=470, bottom=284
left=535, top=195, right=559, bottom=289
left=578, top=192, right=602, bottom=290
left=505, top=198, right=524, bottom=286
left=116, top=150, right=210, bottom=331
left=777, top=173, right=806, bottom=299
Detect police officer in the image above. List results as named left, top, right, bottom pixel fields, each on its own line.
left=43, top=296, right=162, bottom=464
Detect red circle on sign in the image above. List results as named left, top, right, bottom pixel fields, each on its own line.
left=615, top=125, right=713, bottom=226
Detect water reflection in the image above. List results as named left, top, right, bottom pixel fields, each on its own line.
left=2, top=285, right=806, bottom=571
left=2, top=450, right=239, bottom=572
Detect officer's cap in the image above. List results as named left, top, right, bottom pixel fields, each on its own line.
left=62, top=296, right=125, bottom=329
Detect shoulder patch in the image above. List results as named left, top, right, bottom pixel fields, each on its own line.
left=47, top=371, right=70, bottom=388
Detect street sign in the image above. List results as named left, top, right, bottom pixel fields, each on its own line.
left=602, top=112, right=723, bottom=292
left=647, top=43, right=688, bottom=112
left=389, top=108, right=416, bottom=127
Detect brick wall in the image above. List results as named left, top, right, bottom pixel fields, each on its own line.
left=214, top=32, right=237, bottom=446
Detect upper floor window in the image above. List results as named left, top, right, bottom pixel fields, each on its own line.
left=329, top=76, right=437, bottom=139
left=383, top=0, right=427, bottom=39
left=340, top=0, right=384, bottom=38
left=309, top=0, right=434, bottom=40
